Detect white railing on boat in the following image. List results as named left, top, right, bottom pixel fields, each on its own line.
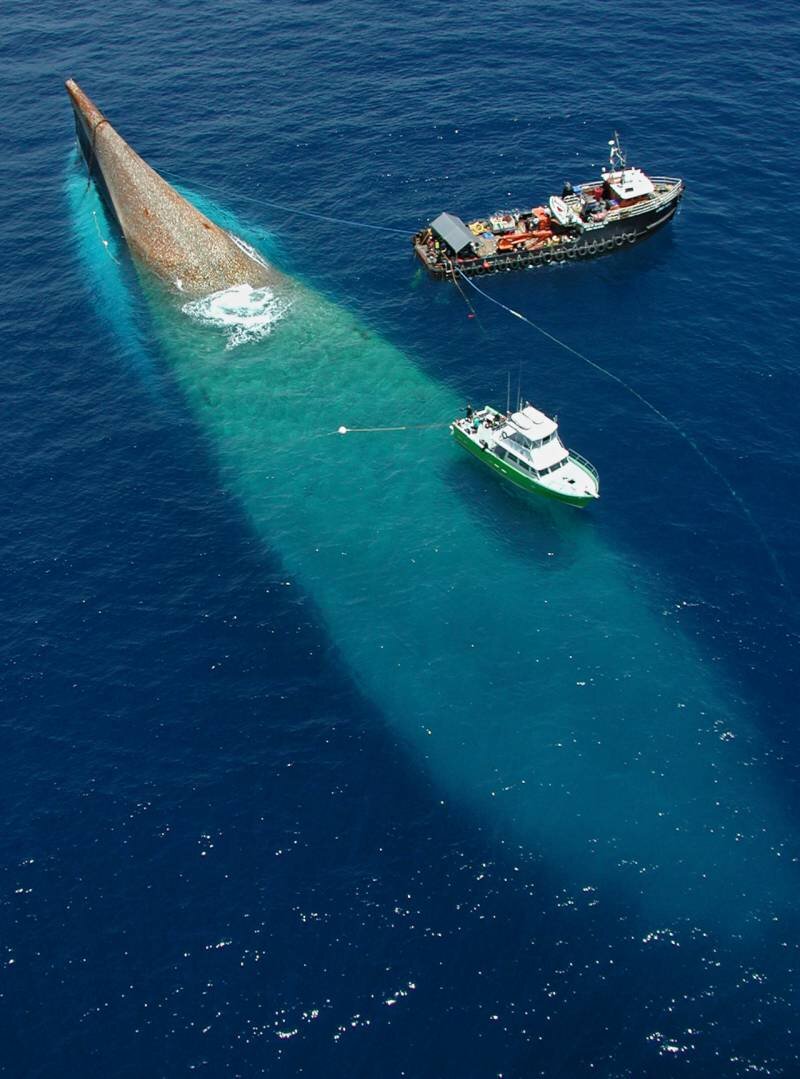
left=602, top=179, right=682, bottom=223
left=568, top=449, right=599, bottom=483
left=574, top=176, right=681, bottom=195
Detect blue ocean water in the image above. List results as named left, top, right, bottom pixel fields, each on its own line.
left=3, top=1, right=800, bottom=1075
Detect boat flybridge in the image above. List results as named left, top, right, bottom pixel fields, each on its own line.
left=451, top=402, right=599, bottom=507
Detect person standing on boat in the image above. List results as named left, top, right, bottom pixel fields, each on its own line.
left=466, top=402, right=473, bottom=420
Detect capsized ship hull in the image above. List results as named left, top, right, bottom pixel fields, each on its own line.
left=65, top=78, right=280, bottom=298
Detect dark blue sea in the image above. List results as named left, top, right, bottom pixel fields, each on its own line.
left=3, top=2, right=800, bottom=1075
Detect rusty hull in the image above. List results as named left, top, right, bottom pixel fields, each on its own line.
left=66, top=79, right=279, bottom=298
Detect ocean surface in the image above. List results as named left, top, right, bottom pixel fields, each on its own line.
left=2, top=1, right=800, bottom=1075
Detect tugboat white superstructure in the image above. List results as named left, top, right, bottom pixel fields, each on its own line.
left=414, top=134, right=683, bottom=279
left=451, top=402, right=599, bottom=507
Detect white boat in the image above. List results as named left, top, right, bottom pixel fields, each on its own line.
left=451, top=402, right=599, bottom=507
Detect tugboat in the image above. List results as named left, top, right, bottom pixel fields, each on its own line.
left=413, top=134, right=683, bottom=280
left=451, top=401, right=599, bottom=507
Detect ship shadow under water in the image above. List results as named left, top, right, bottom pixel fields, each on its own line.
left=66, top=161, right=800, bottom=957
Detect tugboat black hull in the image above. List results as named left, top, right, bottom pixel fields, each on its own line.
left=414, top=186, right=683, bottom=280
left=414, top=135, right=684, bottom=280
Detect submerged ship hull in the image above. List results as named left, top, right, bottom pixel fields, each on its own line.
left=65, top=79, right=278, bottom=298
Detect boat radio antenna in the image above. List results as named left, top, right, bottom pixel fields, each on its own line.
left=516, top=362, right=522, bottom=413
left=506, top=370, right=511, bottom=416
left=608, top=131, right=626, bottom=173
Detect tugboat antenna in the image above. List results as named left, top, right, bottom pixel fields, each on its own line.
left=608, top=131, right=626, bottom=172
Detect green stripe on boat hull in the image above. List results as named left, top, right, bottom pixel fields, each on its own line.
left=452, top=424, right=595, bottom=508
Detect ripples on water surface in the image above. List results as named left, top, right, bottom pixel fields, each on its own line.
left=2, top=0, right=800, bottom=1075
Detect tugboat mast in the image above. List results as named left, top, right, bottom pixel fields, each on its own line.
left=607, top=131, right=627, bottom=173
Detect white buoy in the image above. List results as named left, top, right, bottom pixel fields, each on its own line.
left=338, top=426, right=348, bottom=435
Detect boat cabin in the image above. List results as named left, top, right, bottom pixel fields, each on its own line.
left=601, top=167, right=655, bottom=202
left=499, top=406, right=570, bottom=476
left=429, top=212, right=476, bottom=257
left=503, top=406, right=557, bottom=446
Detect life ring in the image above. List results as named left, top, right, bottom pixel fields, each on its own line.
left=626, top=233, right=637, bottom=244
left=587, top=241, right=599, bottom=255
left=603, top=238, right=615, bottom=252
left=543, top=251, right=553, bottom=264
left=614, top=235, right=624, bottom=247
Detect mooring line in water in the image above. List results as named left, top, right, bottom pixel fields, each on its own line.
left=242, top=193, right=412, bottom=235
left=334, top=421, right=451, bottom=435
left=456, top=268, right=788, bottom=591
left=162, top=172, right=413, bottom=236
left=448, top=257, right=478, bottom=318
left=91, top=210, right=120, bottom=264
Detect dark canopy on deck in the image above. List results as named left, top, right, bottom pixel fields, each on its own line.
left=429, top=212, right=475, bottom=254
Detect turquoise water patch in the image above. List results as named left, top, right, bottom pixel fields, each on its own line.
left=70, top=173, right=796, bottom=933
left=66, top=160, right=156, bottom=384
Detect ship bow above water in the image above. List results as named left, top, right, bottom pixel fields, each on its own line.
left=65, top=78, right=281, bottom=298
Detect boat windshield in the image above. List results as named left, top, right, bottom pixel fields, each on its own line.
left=538, top=457, right=569, bottom=476
left=508, top=429, right=557, bottom=450
left=533, top=432, right=557, bottom=448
